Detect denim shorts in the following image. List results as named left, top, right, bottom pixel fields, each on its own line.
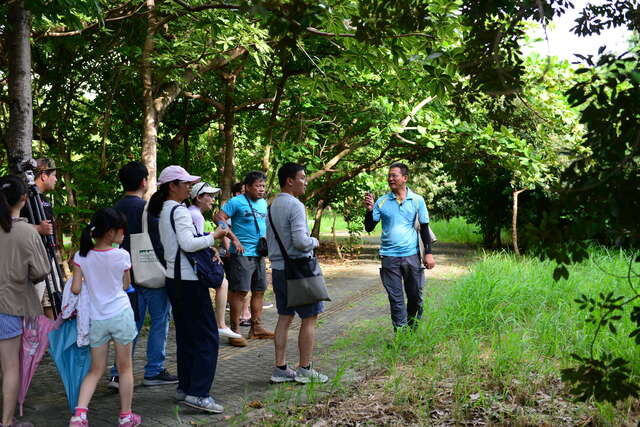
left=90, top=307, right=138, bottom=348
left=272, top=269, right=324, bottom=319
left=0, top=313, right=22, bottom=340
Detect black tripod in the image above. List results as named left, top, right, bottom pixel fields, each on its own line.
left=20, top=167, right=64, bottom=318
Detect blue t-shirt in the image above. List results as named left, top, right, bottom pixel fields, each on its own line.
left=222, top=195, right=267, bottom=257
left=372, top=188, right=429, bottom=257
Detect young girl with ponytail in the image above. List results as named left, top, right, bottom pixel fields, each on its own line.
left=0, top=175, right=50, bottom=427
left=68, top=208, right=141, bottom=427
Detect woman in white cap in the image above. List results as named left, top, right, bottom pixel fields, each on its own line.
left=188, top=182, right=243, bottom=341
left=148, top=166, right=236, bottom=414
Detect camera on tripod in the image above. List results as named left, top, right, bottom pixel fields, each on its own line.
left=15, top=157, right=64, bottom=317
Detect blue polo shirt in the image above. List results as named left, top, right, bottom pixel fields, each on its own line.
left=372, top=188, right=429, bottom=257
left=222, top=194, right=267, bottom=257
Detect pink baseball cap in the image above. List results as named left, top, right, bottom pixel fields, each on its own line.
left=157, top=165, right=201, bottom=184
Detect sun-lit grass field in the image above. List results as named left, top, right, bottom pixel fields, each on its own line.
left=313, top=214, right=484, bottom=245
left=259, top=248, right=640, bottom=425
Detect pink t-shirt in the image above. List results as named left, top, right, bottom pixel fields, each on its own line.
left=73, top=248, right=131, bottom=320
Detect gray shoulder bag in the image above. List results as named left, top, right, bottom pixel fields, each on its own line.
left=268, top=205, right=330, bottom=308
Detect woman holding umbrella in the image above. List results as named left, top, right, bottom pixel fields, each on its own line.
left=0, top=175, right=51, bottom=427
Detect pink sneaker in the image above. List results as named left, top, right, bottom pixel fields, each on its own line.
left=68, top=415, right=88, bottom=427
left=118, top=413, right=141, bottom=427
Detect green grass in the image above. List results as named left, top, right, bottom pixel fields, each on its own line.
left=429, top=217, right=483, bottom=245
left=312, top=214, right=484, bottom=245
left=257, top=248, right=640, bottom=425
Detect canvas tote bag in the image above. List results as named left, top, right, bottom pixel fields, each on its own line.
left=130, top=202, right=166, bottom=288
left=268, top=206, right=330, bottom=308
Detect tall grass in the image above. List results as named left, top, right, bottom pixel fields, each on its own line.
left=429, top=217, right=483, bottom=245
left=330, top=248, right=639, bottom=424
left=313, top=214, right=484, bottom=245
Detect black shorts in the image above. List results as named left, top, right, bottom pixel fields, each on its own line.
left=225, top=255, right=267, bottom=292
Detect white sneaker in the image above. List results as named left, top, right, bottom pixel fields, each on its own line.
left=218, top=327, right=242, bottom=339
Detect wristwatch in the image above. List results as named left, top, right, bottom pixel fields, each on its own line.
left=216, top=221, right=228, bottom=230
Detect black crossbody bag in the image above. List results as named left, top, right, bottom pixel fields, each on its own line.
left=268, top=205, right=330, bottom=308
left=170, top=205, right=224, bottom=288
left=244, top=194, right=269, bottom=257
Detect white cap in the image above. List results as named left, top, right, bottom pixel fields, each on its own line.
left=157, top=165, right=200, bottom=185
left=190, top=182, right=221, bottom=199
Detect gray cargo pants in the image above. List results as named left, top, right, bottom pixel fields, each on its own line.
left=379, top=254, right=425, bottom=329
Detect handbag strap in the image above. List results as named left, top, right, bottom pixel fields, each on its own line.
left=142, top=201, right=150, bottom=233
left=244, top=194, right=261, bottom=234
left=169, top=205, right=182, bottom=282
left=169, top=204, right=199, bottom=279
left=267, top=205, right=290, bottom=260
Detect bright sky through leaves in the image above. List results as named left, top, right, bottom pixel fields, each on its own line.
left=525, top=0, right=631, bottom=63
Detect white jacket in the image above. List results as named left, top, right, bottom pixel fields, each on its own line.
left=61, top=278, right=91, bottom=347
left=159, top=200, right=215, bottom=280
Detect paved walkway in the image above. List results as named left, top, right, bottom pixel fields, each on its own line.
left=17, top=241, right=475, bottom=426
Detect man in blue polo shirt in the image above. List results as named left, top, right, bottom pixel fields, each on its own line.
left=364, top=163, right=436, bottom=330
left=215, top=171, right=275, bottom=344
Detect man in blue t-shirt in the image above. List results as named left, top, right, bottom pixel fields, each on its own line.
left=364, top=163, right=436, bottom=330
left=215, top=171, right=275, bottom=343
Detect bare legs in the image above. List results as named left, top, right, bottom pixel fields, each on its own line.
left=228, top=290, right=248, bottom=332
left=298, top=316, right=317, bottom=367
left=114, top=342, right=133, bottom=413
left=77, top=341, right=133, bottom=413
left=274, top=315, right=293, bottom=366
left=0, top=335, right=21, bottom=425
left=214, top=279, right=230, bottom=330
left=241, top=293, right=251, bottom=321
left=274, top=314, right=317, bottom=367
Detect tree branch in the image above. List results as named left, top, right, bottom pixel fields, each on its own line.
left=170, top=0, right=240, bottom=12
left=392, top=96, right=435, bottom=144
left=233, top=96, right=276, bottom=112
left=154, top=45, right=247, bottom=118
left=304, top=27, right=434, bottom=39
left=182, top=92, right=224, bottom=111
left=36, top=1, right=143, bottom=38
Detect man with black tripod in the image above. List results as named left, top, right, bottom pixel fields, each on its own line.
left=20, top=158, right=61, bottom=319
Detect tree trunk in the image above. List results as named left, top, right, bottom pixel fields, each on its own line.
left=141, top=0, right=158, bottom=199
left=100, top=70, right=121, bottom=176
left=182, top=100, right=190, bottom=169
left=262, top=73, right=288, bottom=174
left=311, top=198, right=325, bottom=239
left=6, top=0, right=33, bottom=174
left=512, top=189, right=526, bottom=255
left=332, top=210, right=342, bottom=260
left=220, top=76, right=237, bottom=202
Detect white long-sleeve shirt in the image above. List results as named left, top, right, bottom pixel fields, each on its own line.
left=159, top=200, right=215, bottom=280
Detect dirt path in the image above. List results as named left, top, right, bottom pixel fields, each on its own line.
left=18, top=240, right=477, bottom=426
